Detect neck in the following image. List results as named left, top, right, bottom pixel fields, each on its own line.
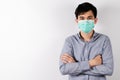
left=80, top=30, right=94, bottom=42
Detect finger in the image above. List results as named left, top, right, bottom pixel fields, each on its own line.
left=61, top=55, right=75, bottom=63
left=61, top=56, right=72, bottom=62
left=61, top=56, right=70, bottom=62
left=61, top=57, right=74, bottom=63
left=61, top=54, right=73, bottom=59
left=61, top=55, right=74, bottom=62
left=62, top=54, right=74, bottom=60
left=61, top=53, right=76, bottom=63
left=61, top=57, right=68, bottom=63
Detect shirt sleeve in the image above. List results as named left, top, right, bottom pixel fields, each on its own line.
left=59, top=37, right=91, bottom=75
left=83, top=36, right=114, bottom=76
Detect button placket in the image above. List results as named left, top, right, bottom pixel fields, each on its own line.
left=84, top=42, right=89, bottom=61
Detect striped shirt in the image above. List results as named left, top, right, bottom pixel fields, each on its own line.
left=59, top=31, right=114, bottom=80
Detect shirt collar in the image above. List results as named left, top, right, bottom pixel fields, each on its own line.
left=77, top=30, right=98, bottom=42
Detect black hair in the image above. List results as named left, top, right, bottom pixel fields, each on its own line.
left=75, top=2, right=97, bottom=19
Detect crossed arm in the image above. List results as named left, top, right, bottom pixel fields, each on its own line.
left=59, top=37, right=114, bottom=76
left=60, top=53, right=113, bottom=76
left=61, top=53, right=102, bottom=68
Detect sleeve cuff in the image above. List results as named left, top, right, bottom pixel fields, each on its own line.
left=79, top=61, right=91, bottom=71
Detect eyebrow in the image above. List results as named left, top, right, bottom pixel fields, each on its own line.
left=78, top=16, right=93, bottom=18
left=88, top=16, right=93, bottom=18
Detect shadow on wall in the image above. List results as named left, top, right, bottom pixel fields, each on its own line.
left=98, top=5, right=120, bottom=80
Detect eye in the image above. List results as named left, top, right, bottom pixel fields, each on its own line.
left=88, top=16, right=93, bottom=20
left=79, top=16, right=85, bottom=20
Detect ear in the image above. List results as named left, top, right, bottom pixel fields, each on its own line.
left=75, top=19, right=78, bottom=23
left=94, top=18, right=98, bottom=24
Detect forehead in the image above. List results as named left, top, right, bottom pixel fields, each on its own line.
left=78, top=10, right=94, bottom=17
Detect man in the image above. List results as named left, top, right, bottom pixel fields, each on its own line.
left=59, top=2, right=114, bottom=80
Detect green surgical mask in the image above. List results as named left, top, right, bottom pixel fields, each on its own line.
left=78, top=20, right=95, bottom=33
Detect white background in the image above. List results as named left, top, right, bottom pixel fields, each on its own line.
left=0, top=0, right=119, bottom=80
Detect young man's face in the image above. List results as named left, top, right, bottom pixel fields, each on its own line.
left=76, top=10, right=97, bottom=24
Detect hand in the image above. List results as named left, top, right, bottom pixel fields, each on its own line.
left=89, top=55, right=102, bottom=67
left=61, top=53, right=75, bottom=63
